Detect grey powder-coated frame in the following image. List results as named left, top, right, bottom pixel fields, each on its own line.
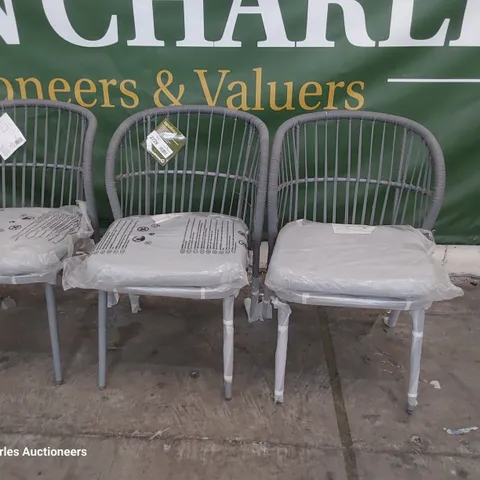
left=267, top=110, right=446, bottom=413
left=0, top=99, right=99, bottom=384
left=101, top=105, right=269, bottom=398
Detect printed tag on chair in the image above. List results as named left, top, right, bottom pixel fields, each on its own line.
left=332, top=224, right=376, bottom=234
left=0, top=113, right=26, bottom=161
left=141, top=119, right=186, bottom=166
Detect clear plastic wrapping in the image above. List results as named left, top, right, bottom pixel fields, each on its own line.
left=273, top=297, right=291, bottom=403
left=408, top=310, right=425, bottom=409
left=266, top=220, right=463, bottom=302
left=223, top=295, right=235, bottom=392
left=0, top=201, right=93, bottom=284
left=63, top=213, right=249, bottom=292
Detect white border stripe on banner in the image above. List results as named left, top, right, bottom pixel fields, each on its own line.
left=388, top=78, right=480, bottom=83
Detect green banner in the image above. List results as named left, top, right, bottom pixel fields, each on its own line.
left=1, top=0, right=479, bottom=243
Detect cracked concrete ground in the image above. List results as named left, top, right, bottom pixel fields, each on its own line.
left=0, top=280, right=478, bottom=479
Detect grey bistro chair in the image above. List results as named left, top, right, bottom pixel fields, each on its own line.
left=0, top=99, right=99, bottom=384
left=265, top=110, right=461, bottom=413
left=95, top=106, right=269, bottom=398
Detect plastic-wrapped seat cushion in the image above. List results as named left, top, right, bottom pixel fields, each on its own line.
left=0, top=203, right=93, bottom=277
left=265, top=220, right=463, bottom=302
left=63, top=213, right=249, bottom=291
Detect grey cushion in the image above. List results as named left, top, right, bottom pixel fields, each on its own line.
left=265, top=220, right=462, bottom=302
left=0, top=206, right=91, bottom=276
left=64, top=213, right=249, bottom=290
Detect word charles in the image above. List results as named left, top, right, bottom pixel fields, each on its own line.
left=1, top=0, right=479, bottom=48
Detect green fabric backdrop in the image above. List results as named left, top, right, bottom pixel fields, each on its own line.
left=1, top=0, right=479, bottom=243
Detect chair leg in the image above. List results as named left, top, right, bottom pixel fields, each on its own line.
left=128, top=294, right=141, bottom=313
left=98, top=290, right=108, bottom=390
left=262, top=287, right=273, bottom=320
left=222, top=296, right=235, bottom=400
left=384, top=310, right=401, bottom=328
left=44, top=283, right=63, bottom=385
left=407, top=309, right=425, bottom=414
left=273, top=298, right=292, bottom=404
left=244, top=276, right=264, bottom=323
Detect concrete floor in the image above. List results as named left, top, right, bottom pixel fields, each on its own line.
left=0, top=280, right=478, bottom=480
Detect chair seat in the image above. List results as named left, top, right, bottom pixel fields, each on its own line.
left=0, top=206, right=90, bottom=276
left=68, top=213, right=249, bottom=291
left=265, top=220, right=461, bottom=302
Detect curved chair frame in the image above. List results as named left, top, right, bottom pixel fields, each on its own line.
left=100, top=106, right=269, bottom=398
left=267, top=110, right=446, bottom=413
left=0, top=99, right=99, bottom=384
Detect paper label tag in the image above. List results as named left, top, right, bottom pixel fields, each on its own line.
left=141, top=119, right=186, bottom=166
left=0, top=113, right=26, bottom=161
left=332, top=224, right=376, bottom=235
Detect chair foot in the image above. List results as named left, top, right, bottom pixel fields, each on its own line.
left=262, top=299, right=273, bottom=320
left=55, top=379, right=64, bottom=386
left=383, top=310, right=400, bottom=328
left=407, top=393, right=418, bottom=415
left=263, top=287, right=273, bottom=320
left=243, top=296, right=264, bottom=323
left=274, top=393, right=284, bottom=404
left=224, top=381, right=232, bottom=400
left=243, top=297, right=257, bottom=322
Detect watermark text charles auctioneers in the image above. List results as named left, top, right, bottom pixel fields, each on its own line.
left=0, top=446, right=87, bottom=457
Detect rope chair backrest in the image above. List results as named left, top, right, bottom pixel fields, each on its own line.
left=268, top=111, right=446, bottom=247
left=105, top=106, right=269, bottom=269
left=0, top=99, right=98, bottom=236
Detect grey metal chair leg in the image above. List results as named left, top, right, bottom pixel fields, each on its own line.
left=44, top=283, right=63, bottom=385
left=407, top=309, right=425, bottom=414
left=384, top=310, right=401, bottom=328
left=98, top=290, right=108, bottom=390
left=273, top=298, right=292, bottom=404
left=223, top=296, right=235, bottom=400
